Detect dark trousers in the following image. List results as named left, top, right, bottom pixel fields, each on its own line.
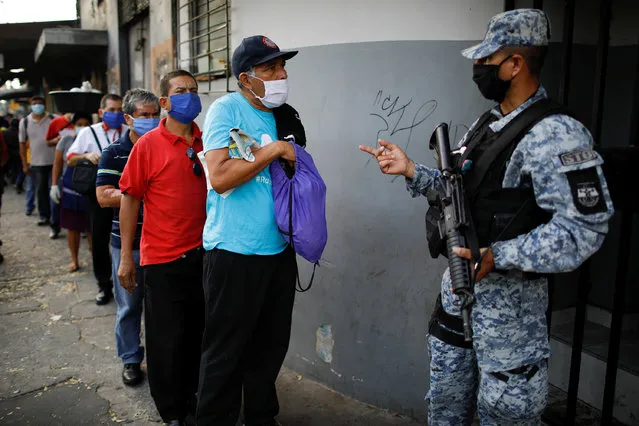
left=196, top=247, right=297, bottom=426
left=144, top=247, right=205, bottom=422
left=86, top=193, right=113, bottom=291
left=32, top=165, right=59, bottom=229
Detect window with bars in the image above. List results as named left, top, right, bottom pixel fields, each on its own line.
left=176, top=0, right=231, bottom=93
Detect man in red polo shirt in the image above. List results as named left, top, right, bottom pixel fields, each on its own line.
left=118, top=70, right=206, bottom=426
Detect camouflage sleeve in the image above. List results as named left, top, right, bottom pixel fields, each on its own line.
left=491, top=117, right=614, bottom=273
left=405, top=162, right=442, bottom=198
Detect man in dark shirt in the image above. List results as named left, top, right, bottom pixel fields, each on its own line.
left=96, top=89, right=160, bottom=387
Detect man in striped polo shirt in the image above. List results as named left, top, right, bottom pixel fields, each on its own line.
left=96, top=89, right=161, bottom=387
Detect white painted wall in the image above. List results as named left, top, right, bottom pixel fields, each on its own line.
left=230, top=0, right=639, bottom=52
left=230, top=0, right=503, bottom=50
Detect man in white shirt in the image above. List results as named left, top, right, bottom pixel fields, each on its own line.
left=68, top=93, right=127, bottom=305
left=18, top=96, right=58, bottom=237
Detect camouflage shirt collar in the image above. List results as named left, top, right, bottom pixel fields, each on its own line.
left=488, top=85, right=548, bottom=133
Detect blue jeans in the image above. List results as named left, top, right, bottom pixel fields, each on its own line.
left=111, top=246, right=145, bottom=364
left=25, top=173, right=35, bottom=214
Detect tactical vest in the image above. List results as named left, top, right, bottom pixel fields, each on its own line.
left=426, top=98, right=572, bottom=350
left=426, top=98, right=571, bottom=258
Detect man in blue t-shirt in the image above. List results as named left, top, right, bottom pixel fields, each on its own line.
left=96, top=89, right=160, bottom=387
left=197, top=36, right=300, bottom=426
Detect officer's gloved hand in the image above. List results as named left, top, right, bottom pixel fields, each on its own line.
left=50, top=185, right=61, bottom=204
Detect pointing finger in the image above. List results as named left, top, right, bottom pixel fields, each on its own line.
left=359, top=145, right=381, bottom=156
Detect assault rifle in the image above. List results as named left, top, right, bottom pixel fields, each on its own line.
left=428, top=123, right=476, bottom=342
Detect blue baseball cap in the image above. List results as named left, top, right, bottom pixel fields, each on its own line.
left=462, top=9, right=551, bottom=60
left=231, top=35, right=298, bottom=78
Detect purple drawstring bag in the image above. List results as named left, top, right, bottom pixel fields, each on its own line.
left=270, top=142, right=327, bottom=290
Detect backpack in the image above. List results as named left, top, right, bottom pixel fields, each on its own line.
left=71, top=127, right=102, bottom=195
left=270, top=143, right=328, bottom=291
left=271, top=104, right=327, bottom=292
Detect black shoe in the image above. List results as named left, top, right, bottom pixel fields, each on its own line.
left=37, top=218, right=49, bottom=226
left=122, top=363, right=143, bottom=386
left=25, top=210, right=33, bottom=216
left=165, top=421, right=182, bottom=426
left=95, top=289, right=112, bottom=305
left=49, top=225, right=61, bottom=239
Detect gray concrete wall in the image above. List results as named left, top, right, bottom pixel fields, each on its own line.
left=280, top=40, right=491, bottom=419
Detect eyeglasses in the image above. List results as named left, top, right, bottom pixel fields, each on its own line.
left=185, top=146, right=202, bottom=177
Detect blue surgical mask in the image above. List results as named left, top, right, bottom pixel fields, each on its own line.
left=167, top=93, right=202, bottom=124
left=102, top=111, right=125, bottom=129
left=132, top=117, right=160, bottom=136
left=31, top=104, right=45, bottom=115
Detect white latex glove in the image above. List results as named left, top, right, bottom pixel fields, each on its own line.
left=50, top=185, right=61, bottom=204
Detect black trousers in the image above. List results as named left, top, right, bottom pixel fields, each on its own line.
left=144, top=247, right=205, bottom=422
left=86, top=193, right=113, bottom=291
left=196, top=247, right=297, bottom=426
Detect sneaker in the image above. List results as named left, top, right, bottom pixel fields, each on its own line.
left=95, top=290, right=112, bottom=305
left=122, top=363, right=143, bottom=386
left=49, top=228, right=60, bottom=239
left=25, top=210, right=33, bottom=216
left=37, top=218, right=49, bottom=226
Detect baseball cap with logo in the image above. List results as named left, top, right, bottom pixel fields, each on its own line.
left=231, top=35, right=298, bottom=78
left=461, top=8, right=551, bottom=60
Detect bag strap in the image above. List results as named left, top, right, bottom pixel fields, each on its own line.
left=88, top=126, right=103, bottom=152
left=22, top=117, right=28, bottom=141
left=284, top=177, right=318, bottom=293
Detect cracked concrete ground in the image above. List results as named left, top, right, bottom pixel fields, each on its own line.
left=0, top=188, right=423, bottom=425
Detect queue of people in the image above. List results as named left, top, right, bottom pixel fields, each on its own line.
left=0, top=8, right=616, bottom=426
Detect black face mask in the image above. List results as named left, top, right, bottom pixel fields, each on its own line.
left=472, top=55, right=513, bottom=103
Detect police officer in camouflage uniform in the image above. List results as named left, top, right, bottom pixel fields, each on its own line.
left=360, top=9, right=614, bottom=425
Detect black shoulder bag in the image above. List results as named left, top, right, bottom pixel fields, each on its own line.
left=71, top=127, right=102, bottom=195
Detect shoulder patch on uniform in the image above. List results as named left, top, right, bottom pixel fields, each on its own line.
left=559, top=148, right=597, bottom=166
left=566, top=168, right=607, bottom=215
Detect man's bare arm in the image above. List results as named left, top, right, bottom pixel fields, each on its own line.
left=119, top=194, right=140, bottom=257
left=118, top=194, right=141, bottom=293
left=46, top=134, right=61, bottom=147
left=52, top=150, right=64, bottom=184
left=19, top=141, right=28, bottom=169
left=68, top=152, right=100, bottom=167
left=96, top=185, right=122, bottom=208
left=206, top=141, right=295, bottom=194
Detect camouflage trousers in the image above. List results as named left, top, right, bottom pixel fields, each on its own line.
left=426, top=335, right=548, bottom=425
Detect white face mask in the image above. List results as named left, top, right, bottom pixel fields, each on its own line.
left=249, top=76, right=288, bottom=109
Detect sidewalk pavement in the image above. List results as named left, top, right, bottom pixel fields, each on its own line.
left=0, top=188, right=424, bottom=426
